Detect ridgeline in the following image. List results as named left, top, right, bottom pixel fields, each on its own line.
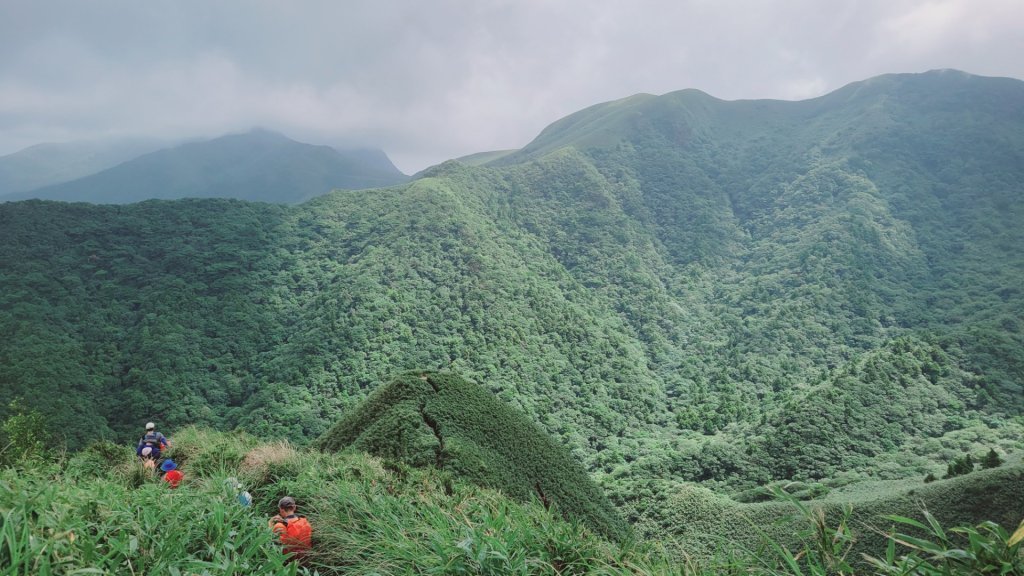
left=316, top=371, right=629, bottom=541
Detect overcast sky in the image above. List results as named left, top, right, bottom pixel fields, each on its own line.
left=2, top=0, right=1022, bottom=173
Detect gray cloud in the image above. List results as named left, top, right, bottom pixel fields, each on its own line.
left=2, top=0, right=1022, bottom=173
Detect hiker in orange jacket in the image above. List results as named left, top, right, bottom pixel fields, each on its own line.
left=269, top=496, right=312, bottom=559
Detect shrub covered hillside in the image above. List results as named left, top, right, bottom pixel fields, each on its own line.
left=315, top=370, right=629, bottom=541
left=623, top=463, right=1024, bottom=563
left=3, top=427, right=1023, bottom=575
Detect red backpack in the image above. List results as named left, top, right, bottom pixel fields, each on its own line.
left=276, top=515, right=312, bottom=556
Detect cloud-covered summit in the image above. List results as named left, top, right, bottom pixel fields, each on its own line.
left=2, top=0, right=1022, bottom=173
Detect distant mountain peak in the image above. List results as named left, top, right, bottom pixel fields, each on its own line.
left=5, top=130, right=408, bottom=204
left=236, top=127, right=291, bottom=140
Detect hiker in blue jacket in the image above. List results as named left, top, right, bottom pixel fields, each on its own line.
left=136, top=422, right=170, bottom=469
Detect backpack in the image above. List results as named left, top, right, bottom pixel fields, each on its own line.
left=163, top=469, right=184, bottom=488
left=141, top=432, right=164, bottom=446
left=138, top=432, right=164, bottom=459
left=278, top=515, right=312, bottom=555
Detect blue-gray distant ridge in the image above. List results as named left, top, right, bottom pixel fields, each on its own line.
left=4, top=129, right=408, bottom=204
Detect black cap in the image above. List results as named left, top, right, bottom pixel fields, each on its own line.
left=278, top=496, right=296, bottom=509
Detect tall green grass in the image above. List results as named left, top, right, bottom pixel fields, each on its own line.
left=1, top=428, right=1021, bottom=575
left=0, top=464, right=298, bottom=574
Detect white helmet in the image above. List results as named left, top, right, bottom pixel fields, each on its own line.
left=145, top=422, right=155, bottom=430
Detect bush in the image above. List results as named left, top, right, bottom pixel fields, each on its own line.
left=165, top=426, right=258, bottom=476
left=0, top=399, right=48, bottom=465
left=983, top=447, right=1004, bottom=469
left=63, top=440, right=134, bottom=480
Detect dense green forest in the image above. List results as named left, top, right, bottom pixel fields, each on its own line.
left=1, top=71, right=1023, bottom=552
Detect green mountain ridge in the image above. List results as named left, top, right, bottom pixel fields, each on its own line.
left=316, top=370, right=629, bottom=541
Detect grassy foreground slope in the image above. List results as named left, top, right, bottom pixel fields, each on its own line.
left=2, top=428, right=1022, bottom=575
left=0, top=428, right=673, bottom=575
left=316, top=370, right=629, bottom=541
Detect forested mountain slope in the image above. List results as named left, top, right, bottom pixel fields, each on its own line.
left=0, top=70, right=1021, bottom=497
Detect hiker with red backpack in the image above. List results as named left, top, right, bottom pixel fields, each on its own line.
left=269, top=496, right=312, bottom=560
